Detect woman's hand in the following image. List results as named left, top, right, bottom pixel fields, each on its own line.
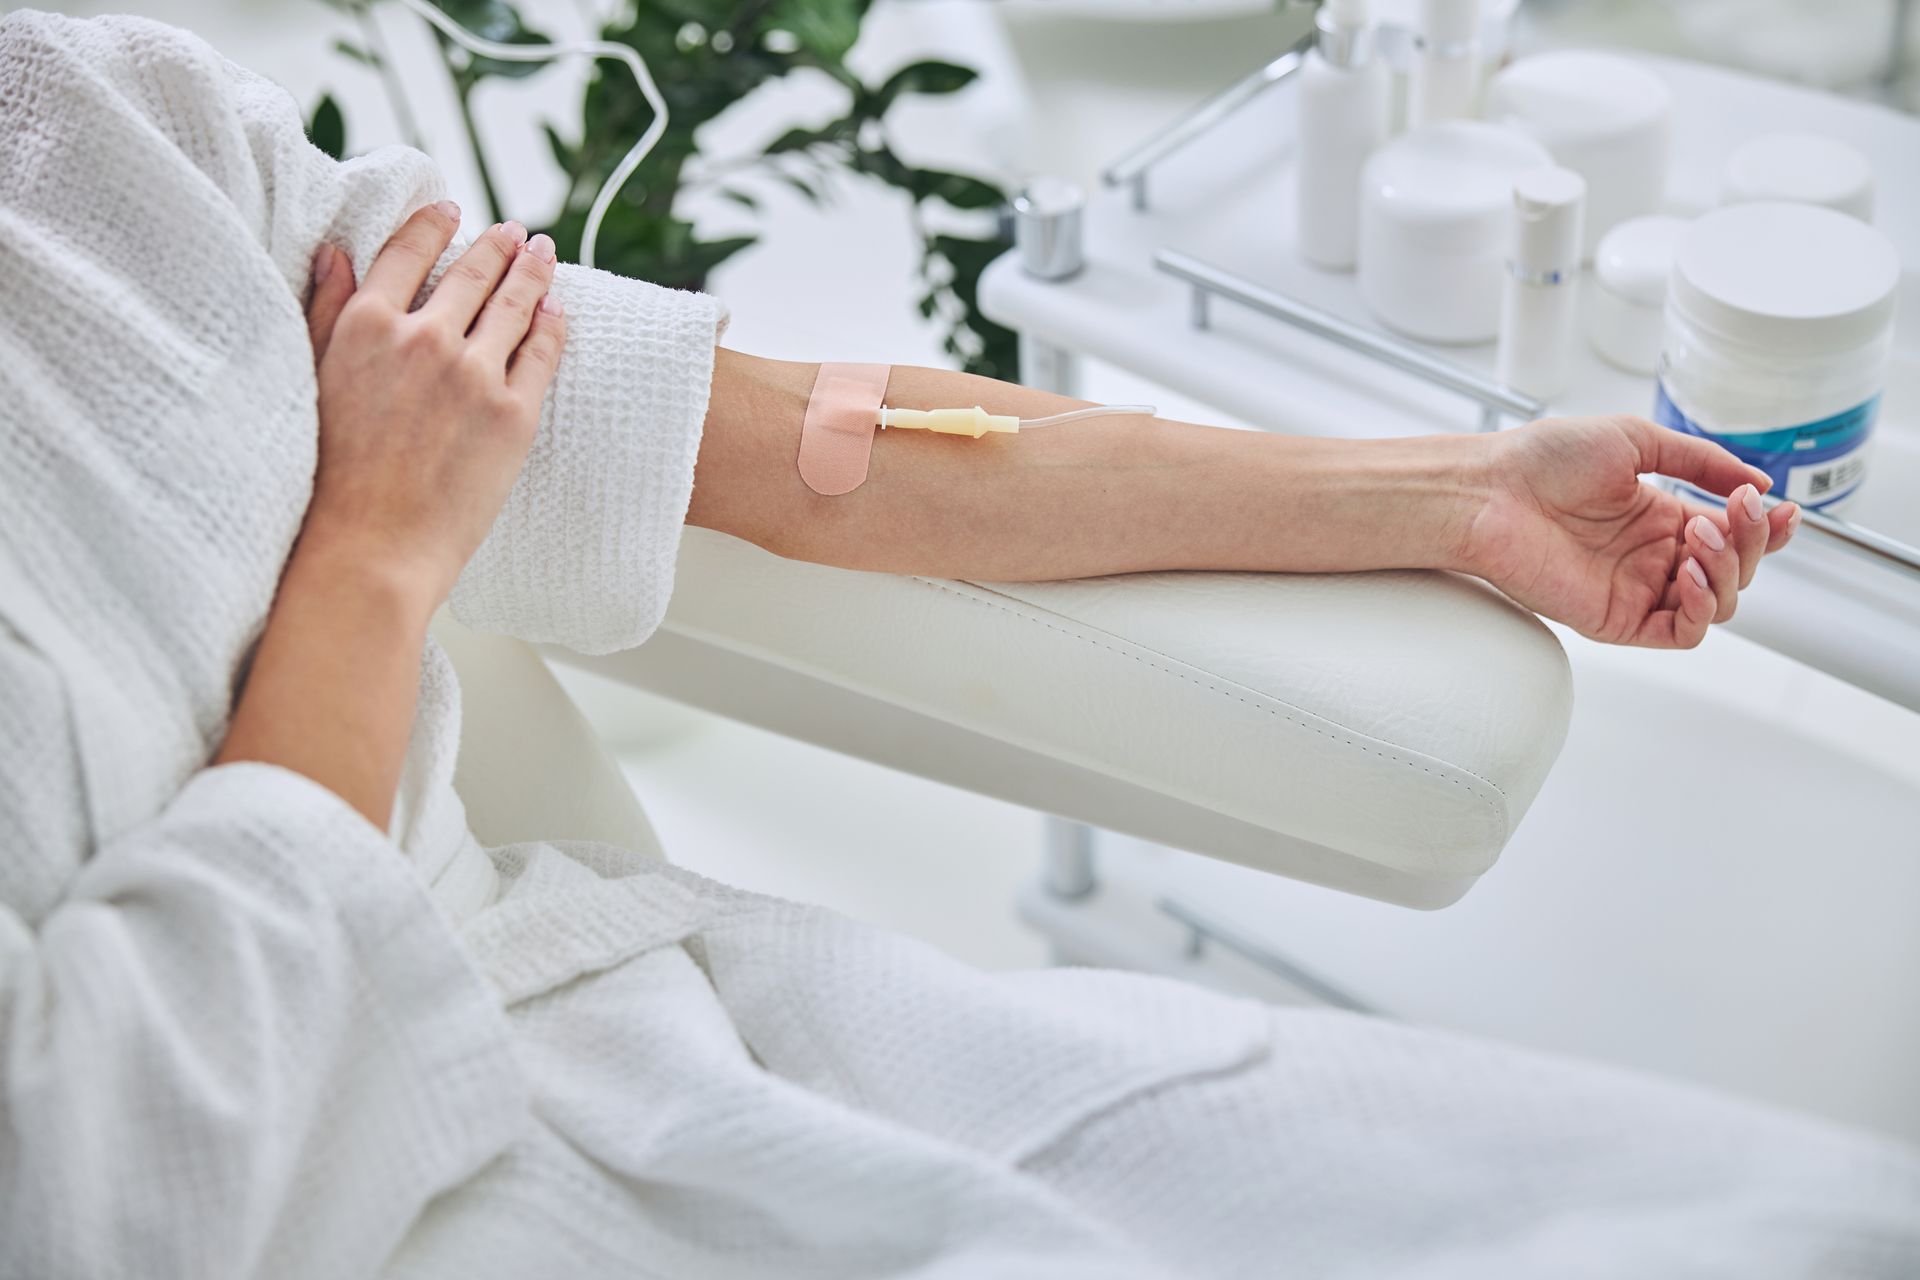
left=1462, top=415, right=1799, bottom=649
left=299, top=201, right=566, bottom=611
left=215, top=204, right=566, bottom=827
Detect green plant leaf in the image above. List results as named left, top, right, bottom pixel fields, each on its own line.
left=331, top=38, right=380, bottom=68
left=424, top=0, right=551, bottom=79
left=766, top=121, right=854, bottom=154
left=872, top=60, right=976, bottom=110
left=541, top=122, right=575, bottom=172
left=719, top=187, right=760, bottom=212
left=778, top=170, right=825, bottom=206
left=908, top=168, right=1005, bottom=211
left=305, top=93, right=346, bottom=160
left=678, top=234, right=759, bottom=282
left=768, top=0, right=862, bottom=63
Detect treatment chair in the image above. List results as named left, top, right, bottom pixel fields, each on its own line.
left=433, top=527, right=1571, bottom=916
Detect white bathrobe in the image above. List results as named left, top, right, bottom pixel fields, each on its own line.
left=0, top=12, right=1915, bottom=1279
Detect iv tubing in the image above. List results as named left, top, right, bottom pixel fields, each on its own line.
left=397, top=0, right=666, bottom=270
left=875, top=402, right=1155, bottom=439
left=1016, top=404, right=1156, bottom=428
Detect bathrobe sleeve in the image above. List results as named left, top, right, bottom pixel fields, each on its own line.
left=15, top=12, right=726, bottom=657
left=0, top=763, right=527, bottom=1279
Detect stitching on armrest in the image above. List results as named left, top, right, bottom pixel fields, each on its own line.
left=913, top=577, right=1509, bottom=830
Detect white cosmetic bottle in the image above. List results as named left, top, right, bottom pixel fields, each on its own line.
left=1295, top=0, right=1389, bottom=270
left=1496, top=166, right=1585, bottom=401
left=1409, top=0, right=1481, bottom=127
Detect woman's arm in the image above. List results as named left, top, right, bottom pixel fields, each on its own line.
left=689, top=351, right=1479, bottom=580
left=217, top=205, right=565, bottom=827
left=688, top=351, right=1799, bottom=650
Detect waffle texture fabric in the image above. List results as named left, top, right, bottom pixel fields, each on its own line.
left=1, top=11, right=1918, bottom=1280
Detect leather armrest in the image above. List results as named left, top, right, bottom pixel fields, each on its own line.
left=554, top=528, right=1573, bottom=908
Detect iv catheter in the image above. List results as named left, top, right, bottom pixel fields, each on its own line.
left=799, top=364, right=1154, bottom=495
left=875, top=403, right=1156, bottom=439
left=396, top=0, right=665, bottom=270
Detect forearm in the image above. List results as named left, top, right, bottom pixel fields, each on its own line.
left=688, top=349, right=1489, bottom=580
left=214, top=536, right=433, bottom=830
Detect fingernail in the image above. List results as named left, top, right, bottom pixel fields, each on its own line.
left=539, top=293, right=564, bottom=317
left=1683, top=557, right=1708, bottom=589
left=311, top=245, right=333, bottom=284
left=526, top=233, right=555, bottom=263
left=503, top=220, right=528, bottom=246
left=1741, top=486, right=1764, bottom=522
left=1689, top=515, right=1725, bottom=552
left=434, top=199, right=461, bottom=220
left=1787, top=505, right=1802, bottom=533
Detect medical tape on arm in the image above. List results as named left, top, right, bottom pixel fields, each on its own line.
left=798, top=362, right=891, bottom=496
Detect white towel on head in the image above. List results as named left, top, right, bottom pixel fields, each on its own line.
left=1, top=11, right=1916, bottom=1280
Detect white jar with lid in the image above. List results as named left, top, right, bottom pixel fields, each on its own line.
left=1482, top=51, right=1671, bottom=260
left=1721, top=131, right=1875, bottom=223
left=1590, top=214, right=1687, bottom=375
left=1655, top=202, right=1900, bottom=512
left=1357, top=121, right=1553, bottom=343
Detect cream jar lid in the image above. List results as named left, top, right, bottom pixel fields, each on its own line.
left=1670, top=202, right=1899, bottom=357
left=1721, top=131, right=1876, bottom=222
left=1594, top=214, right=1688, bottom=307
left=1483, top=51, right=1671, bottom=151
left=1363, top=122, right=1553, bottom=250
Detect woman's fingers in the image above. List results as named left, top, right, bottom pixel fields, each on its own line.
left=1724, top=483, right=1771, bottom=588
left=509, top=294, right=567, bottom=403
left=1626, top=415, right=1772, bottom=499
left=1767, top=500, right=1801, bottom=553
left=1637, top=556, right=1716, bottom=649
left=473, top=234, right=556, bottom=363
left=424, top=220, right=526, bottom=329
left=305, top=245, right=355, bottom=359
left=359, top=200, right=461, bottom=307
left=1683, top=512, right=1740, bottom=621
left=1673, top=556, right=1717, bottom=647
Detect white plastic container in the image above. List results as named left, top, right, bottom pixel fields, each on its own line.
left=1482, top=51, right=1672, bottom=260
left=1295, top=0, right=1391, bottom=269
left=1589, top=214, right=1687, bottom=375
left=1407, top=0, right=1480, bottom=126
left=1496, top=167, right=1585, bottom=400
left=1357, top=121, right=1552, bottom=344
left=1655, top=202, right=1899, bottom=511
left=1720, top=131, right=1876, bottom=222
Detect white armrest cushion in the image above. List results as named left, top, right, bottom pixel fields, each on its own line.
left=559, top=529, right=1573, bottom=908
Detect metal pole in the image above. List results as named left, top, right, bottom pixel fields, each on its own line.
left=1043, top=816, right=1098, bottom=900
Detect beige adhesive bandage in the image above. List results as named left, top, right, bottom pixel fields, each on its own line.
left=798, top=362, right=891, bottom=496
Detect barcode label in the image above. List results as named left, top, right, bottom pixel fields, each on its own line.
left=1786, top=451, right=1869, bottom=505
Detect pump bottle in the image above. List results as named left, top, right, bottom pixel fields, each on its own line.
left=1497, top=167, right=1586, bottom=400
left=1295, top=0, right=1389, bottom=270
left=1409, top=0, right=1481, bottom=127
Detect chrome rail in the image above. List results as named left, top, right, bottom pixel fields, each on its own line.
left=1101, top=36, right=1315, bottom=214
left=1157, top=896, right=1380, bottom=1015
left=1792, top=503, right=1920, bottom=585
left=1155, top=249, right=1545, bottom=431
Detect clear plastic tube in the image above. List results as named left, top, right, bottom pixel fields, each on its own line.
left=397, top=0, right=666, bottom=270
left=1018, top=404, right=1156, bottom=428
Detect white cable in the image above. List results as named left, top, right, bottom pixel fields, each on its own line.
left=1018, top=404, right=1156, bottom=428
left=396, top=0, right=665, bottom=269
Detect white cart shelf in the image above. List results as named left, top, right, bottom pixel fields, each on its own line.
left=981, top=53, right=1920, bottom=712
